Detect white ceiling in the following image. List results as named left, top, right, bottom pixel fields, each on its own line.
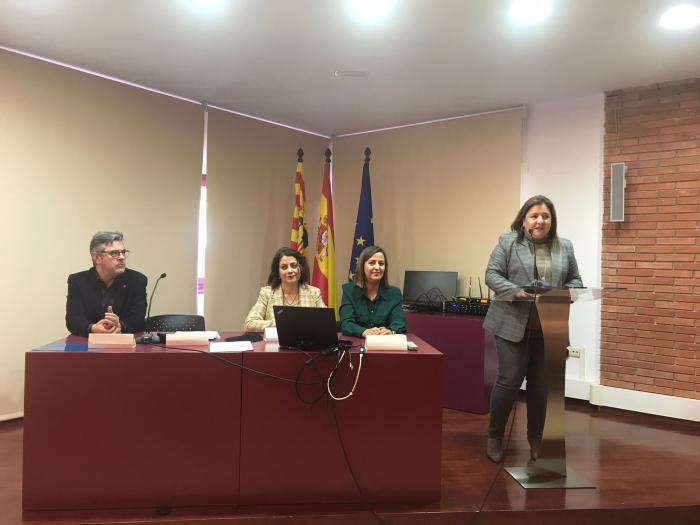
left=1, top=0, right=699, bottom=136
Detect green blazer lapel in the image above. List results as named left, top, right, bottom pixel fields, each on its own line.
left=377, top=285, right=390, bottom=302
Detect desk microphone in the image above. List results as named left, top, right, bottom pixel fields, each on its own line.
left=137, top=272, right=167, bottom=344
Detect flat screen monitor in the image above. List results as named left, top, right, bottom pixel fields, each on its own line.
left=403, top=271, right=458, bottom=307
left=273, top=306, right=339, bottom=351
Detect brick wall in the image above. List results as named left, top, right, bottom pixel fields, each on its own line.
left=602, top=79, right=700, bottom=400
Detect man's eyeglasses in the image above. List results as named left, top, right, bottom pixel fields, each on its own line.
left=101, top=249, right=130, bottom=259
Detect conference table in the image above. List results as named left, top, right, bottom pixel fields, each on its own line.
left=23, top=334, right=443, bottom=511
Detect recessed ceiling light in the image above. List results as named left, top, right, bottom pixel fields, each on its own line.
left=192, top=0, right=225, bottom=6
left=659, top=4, right=700, bottom=30
left=334, top=70, right=368, bottom=78
left=508, top=0, right=553, bottom=25
left=348, top=0, right=396, bottom=25
left=180, top=0, right=229, bottom=14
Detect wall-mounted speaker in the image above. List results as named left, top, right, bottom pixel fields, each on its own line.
left=610, top=162, right=626, bottom=222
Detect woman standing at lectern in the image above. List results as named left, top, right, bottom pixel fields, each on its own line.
left=482, top=195, right=582, bottom=463
left=244, top=247, right=325, bottom=331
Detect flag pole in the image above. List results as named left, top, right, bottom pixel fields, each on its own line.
left=290, top=148, right=308, bottom=256
left=347, top=147, right=375, bottom=282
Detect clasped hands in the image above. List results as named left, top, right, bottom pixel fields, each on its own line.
left=362, top=327, right=394, bottom=337
left=515, top=289, right=535, bottom=299
left=91, top=306, right=122, bottom=334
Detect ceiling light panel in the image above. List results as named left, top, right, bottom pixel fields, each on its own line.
left=659, top=4, right=700, bottom=30
left=347, top=0, right=396, bottom=25
left=508, top=0, right=553, bottom=25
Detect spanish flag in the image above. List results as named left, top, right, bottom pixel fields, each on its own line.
left=312, top=149, right=338, bottom=317
left=290, top=148, right=308, bottom=256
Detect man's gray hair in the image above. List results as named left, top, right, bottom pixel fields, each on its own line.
left=89, top=231, right=124, bottom=254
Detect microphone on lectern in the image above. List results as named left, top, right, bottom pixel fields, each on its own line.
left=525, top=228, right=544, bottom=295
left=527, top=229, right=539, bottom=283
left=136, top=272, right=167, bottom=344
left=527, top=229, right=548, bottom=295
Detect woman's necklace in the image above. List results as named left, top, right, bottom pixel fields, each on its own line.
left=283, top=289, right=299, bottom=305
left=365, top=285, right=379, bottom=302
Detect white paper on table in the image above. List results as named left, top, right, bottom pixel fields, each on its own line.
left=209, top=341, right=253, bottom=352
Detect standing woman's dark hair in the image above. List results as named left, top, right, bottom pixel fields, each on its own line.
left=267, top=247, right=310, bottom=288
left=353, top=245, right=389, bottom=289
left=510, top=194, right=558, bottom=243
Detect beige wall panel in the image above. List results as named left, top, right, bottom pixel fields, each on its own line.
left=0, top=50, right=202, bottom=419
left=205, top=109, right=327, bottom=331
left=333, top=110, right=522, bottom=298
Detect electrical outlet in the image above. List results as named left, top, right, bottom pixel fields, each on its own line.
left=567, top=346, right=583, bottom=358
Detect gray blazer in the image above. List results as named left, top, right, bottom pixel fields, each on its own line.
left=483, top=232, right=582, bottom=343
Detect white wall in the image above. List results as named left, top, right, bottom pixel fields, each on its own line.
left=522, top=93, right=700, bottom=422
left=521, top=93, right=605, bottom=390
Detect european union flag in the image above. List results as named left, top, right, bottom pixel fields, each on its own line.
left=348, top=148, right=374, bottom=281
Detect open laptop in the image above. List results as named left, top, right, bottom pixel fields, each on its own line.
left=273, top=306, right=339, bottom=351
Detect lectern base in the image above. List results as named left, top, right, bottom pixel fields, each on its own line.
left=505, top=465, right=595, bottom=489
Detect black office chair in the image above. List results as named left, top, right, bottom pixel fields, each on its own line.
left=146, top=314, right=205, bottom=332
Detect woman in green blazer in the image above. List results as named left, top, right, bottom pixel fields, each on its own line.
left=340, top=246, right=406, bottom=337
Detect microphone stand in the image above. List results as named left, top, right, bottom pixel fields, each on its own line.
left=137, top=272, right=167, bottom=344
left=527, top=229, right=546, bottom=298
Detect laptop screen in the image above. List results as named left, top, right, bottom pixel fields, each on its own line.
left=273, top=306, right=339, bottom=351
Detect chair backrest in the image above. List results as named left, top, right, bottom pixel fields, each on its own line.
left=147, top=314, right=205, bottom=332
